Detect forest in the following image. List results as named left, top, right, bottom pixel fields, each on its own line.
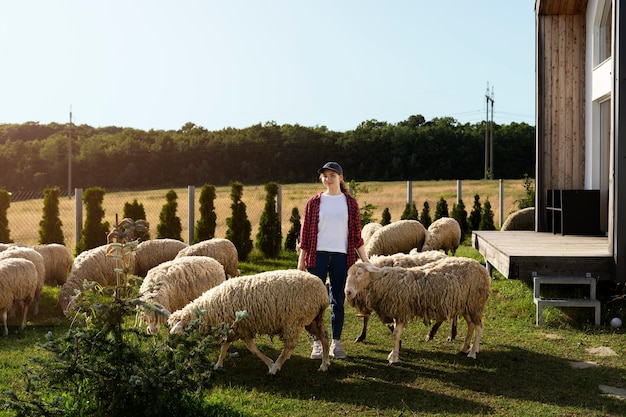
left=0, top=115, right=535, bottom=193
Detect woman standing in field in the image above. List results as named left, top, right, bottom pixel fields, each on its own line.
left=297, top=161, right=370, bottom=359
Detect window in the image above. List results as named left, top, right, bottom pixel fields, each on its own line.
left=597, top=0, right=612, bottom=64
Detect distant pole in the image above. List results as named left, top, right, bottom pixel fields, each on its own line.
left=188, top=186, right=195, bottom=243
left=67, top=106, right=73, bottom=198
left=484, top=83, right=495, bottom=179
left=489, top=86, right=495, bottom=178
left=407, top=180, right=412, bottom=204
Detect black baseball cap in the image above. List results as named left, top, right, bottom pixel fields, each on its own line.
left=317, top=161, right=343, bottom=175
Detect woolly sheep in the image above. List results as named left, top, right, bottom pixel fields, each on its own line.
left=344, top=256, right=490, bottom=363
left=58, top=244, right=136, bottom=311
left=501, top=207, right=535, bottom=231
left=168, top=269, right=330, bottom=375
left=134, top=238, right=188, bottom=277
left=175, top=238, right=240, bottom=277
left=348, top=250, right=450, bottom=343
left=421, top=217, right=462, bottom=255
left=33, top=243, right=73, bottom=286
left=0, top=258, right=38, bottom=336
left=139, top=256, right=226, bottom=334
left=0, top=246, right=46, bottom=315
left=365, top=220, right=427, bottom=257
left=361, top=222, right=383, bottom=246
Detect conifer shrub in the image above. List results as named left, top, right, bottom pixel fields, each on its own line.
left=225, top=181, right=252, bottom=261
left=156, top=190, right=182, bottom=241
left=0, top=189, right=12, bottom=243
left=76, top=187, right=109, bottom=254
left=469, top=194, right=482, bottom=231
left=284, top=207, right=301, bottom=252
left=122, top=199, right=150, bottom=241
left=419, top=201, right=432, bottom=228
left=256, top=182, right=282, bottom=258
left=380, top=208, right=391, bottom=226
left=192, top=183, right=217, bottom=244
left=450, top=198, right=470, bottom=238
left=400, top=202, right=418, bottom=220
left=480, top=199, right=496, bottom=230
left=39, top=187, right=65, bottom=245
left=434, top=197, right=449, bottom=220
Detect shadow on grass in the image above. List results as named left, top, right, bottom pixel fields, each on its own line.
left=210, top=341, right=626, bottom=416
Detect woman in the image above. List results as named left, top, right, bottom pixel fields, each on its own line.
left=297, top=161, right=370, bottom=359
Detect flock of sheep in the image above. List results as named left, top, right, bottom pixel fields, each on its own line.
left=0, top=216, right=491, bottom=375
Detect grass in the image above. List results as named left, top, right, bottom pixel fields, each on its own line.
left=2, top=247, right=626, bottom=417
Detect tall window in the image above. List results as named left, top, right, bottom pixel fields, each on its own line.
left=598, top=0, right=612, bottom=64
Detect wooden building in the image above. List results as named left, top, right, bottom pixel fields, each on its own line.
left=473, top=0, right=626, bottom=283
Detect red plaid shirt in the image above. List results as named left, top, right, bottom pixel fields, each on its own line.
left=299, top=191, right=364, bottom=268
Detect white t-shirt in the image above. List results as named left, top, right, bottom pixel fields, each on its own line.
left=316, top=193, right=348, bottom=253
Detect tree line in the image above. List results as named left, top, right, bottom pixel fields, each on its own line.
left=0, top=115, right=535, bottom=192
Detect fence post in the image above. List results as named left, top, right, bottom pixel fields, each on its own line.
left=74, top=188, right=83, bottom=248
left=457, top=180, right=462, bottom=203
left=407, top=180, right=412, bottom=205
left=277, top=184, right=282, bottom=232
left=188, top=185, right=195, bottom=244
left=499, top=179, right=504, bottom=227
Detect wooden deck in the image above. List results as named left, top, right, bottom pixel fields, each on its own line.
left=472, top=231, right=613, bottom=281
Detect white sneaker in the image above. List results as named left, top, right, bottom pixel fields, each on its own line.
left=330, top=339, right=346, bottom=359
left=310, top=339, right=323, bottom=359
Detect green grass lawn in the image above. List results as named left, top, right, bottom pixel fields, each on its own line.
left=1, top=247, right=626, bottom=417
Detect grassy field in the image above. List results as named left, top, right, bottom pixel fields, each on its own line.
left=6, top=179, right=528, bottom=247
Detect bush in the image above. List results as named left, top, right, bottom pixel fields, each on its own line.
left=225, top=182, right=253, bottom=261
left=400, top=202, right=418, bottom=220
left=193, top=183, right=217, bottom=243
left=76, top=187, right=109, bottom=254
left=156, top=190, right=182, bottom=241
left=469, top=194, right=482, bottom=231
left=0, top=189, right=13, bottom=243
left=419, top=201, right=432, bottom=228
left=434, top=197, right=449, bottom=220
left=380, top=207, right=391, bottom=226
left=480, top=199, right=496, bottom=230
left=122, top=199, right=150, bottom=241
left=450, top=199, right=469, bottom=238
left=284, top=207, right=301, bottom=252
left=256, top=182, right=282, bottom=258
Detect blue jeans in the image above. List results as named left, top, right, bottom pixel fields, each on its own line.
left=308, top=251, right=347, bottom=340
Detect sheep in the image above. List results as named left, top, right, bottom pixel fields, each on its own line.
left=134, top=238, right=189, bottom=277
left=361, top=222, right=383, bottom=246
left=344, top=256, right=490, bottom=363
left=0, top=258, right=38, bottom=336
left=349, top=250, right=450, bottom=343
left=58, top=244, right=136, bottom=311
left=168, top=269, right=330, bottom=375
left=139, top=256, right=226, bottom=334
left=501, top=207, right=535, bottom=231
left=421, top=217, right=462, bottom=255
left=365, top=220, right=427, bottom=257
left=33, top=243, right=73, bottom=286
left=175, top=238, right=240, bottom=278
left=0, top=246, right=46, bottom=315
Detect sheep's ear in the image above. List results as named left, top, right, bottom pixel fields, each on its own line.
left=169, top=320, right=185, bottom=334
left=363, top=263, right=381, bottom=273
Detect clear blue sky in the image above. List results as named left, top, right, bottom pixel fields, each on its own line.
left=0, top=1, right=535, bottom=132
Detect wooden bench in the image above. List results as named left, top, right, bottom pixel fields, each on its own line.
left=533, top=272, right=601, bottom=326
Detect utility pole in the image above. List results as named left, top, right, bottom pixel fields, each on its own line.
left=68, top=106, right=73, bottom=198
left=484, top=83, right=495, bottom=179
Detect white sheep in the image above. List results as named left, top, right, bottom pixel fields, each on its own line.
left=58, top=244, right=136, bottom=311
left=33, top=243, right=73, bottom=286
left=0, top=246, right=46, bottom=315
left=365, top=220, right=427, bottom=257
left=134, top=238, right=188, bottom=277
left=168, top=269, right=330, bottom=375
left=348, top=250, right=450, bottom=343
left=344, top=256, right=490, bottom=363
left=175, top=238, right=240, bottom=277
left=0, top=258, right=38, bottom=336
left=421, top=217, right=462, bottom=255
left=139, top=256, right=226, bottom=334
left=501, top=207, right=535, bottom=231
left=361, top=222, right=383, bottom=246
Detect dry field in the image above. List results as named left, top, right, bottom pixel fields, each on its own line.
left=5, top=179, right=529, bottom=248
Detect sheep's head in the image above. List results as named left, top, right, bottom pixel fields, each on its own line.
left=345, top=262, right=379, bottom=300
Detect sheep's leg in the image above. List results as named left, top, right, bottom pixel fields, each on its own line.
left=243, top=337, right=275, bottom=371
left=269, top=337, right=298, bottom=375
left=448, top=317, right=458, bottom=341
left=354, top=314, right=369, bottom=343
left=1, top=309, right=7, bottom=336
left=426, top=321, right=444, bottom=341
left=467, top=321, right=483, bottom=359
left=459, top=315, right=475, bottom=356
left=305, top=308, right=330, bottom=372
left=387, top=321, right=404, bottom=364
left=214, top=341, right=232, bottom=369
left=18, top=302, right=29, bottom=330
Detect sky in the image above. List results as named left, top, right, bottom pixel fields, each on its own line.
left=0, top=1, right=536, bottom=132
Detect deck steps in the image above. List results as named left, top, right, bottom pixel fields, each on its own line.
left=532, top=272, right=601, bottom=326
